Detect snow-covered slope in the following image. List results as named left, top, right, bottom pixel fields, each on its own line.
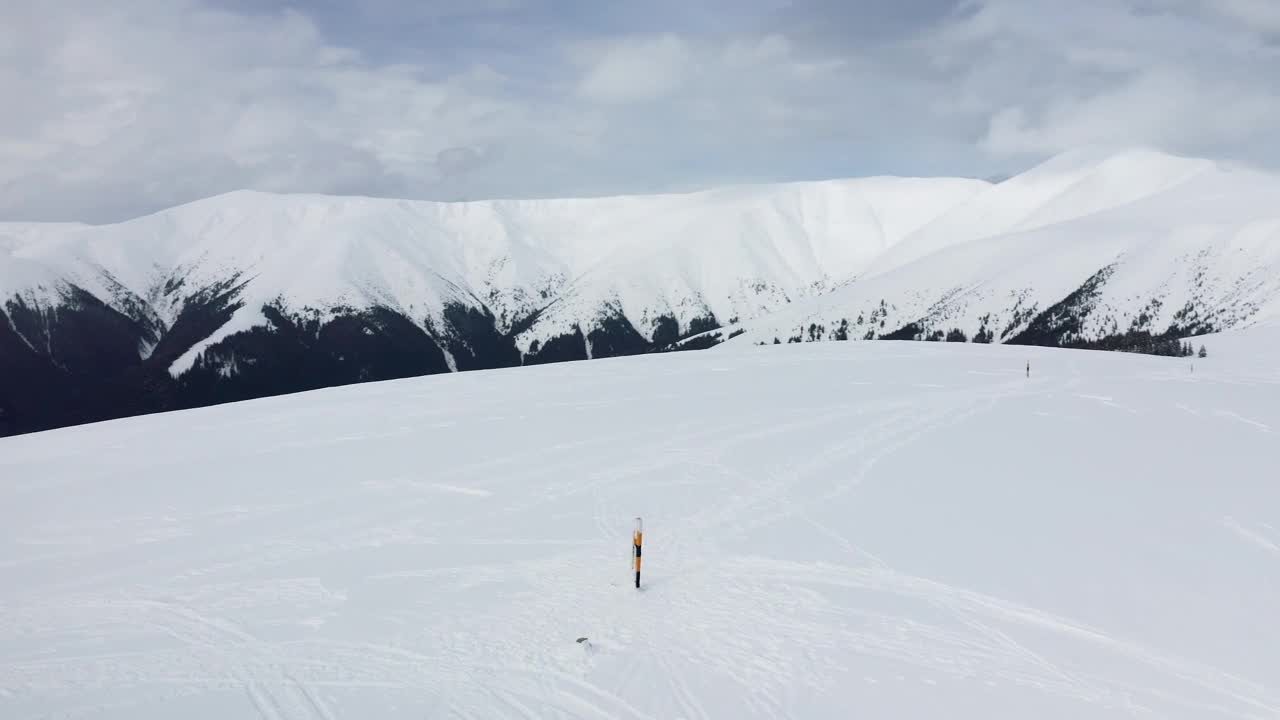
left=513, top=177, right=989, bottom=354
left=0, top=177, right=987, bottom=374
left=865, top=148, right=1217, bottom=274
left=727, top=151, right=1280, bottom=347
left=2, top=339, right=1278, bottom=719
left=1195, top=319, right=1280, bottom=378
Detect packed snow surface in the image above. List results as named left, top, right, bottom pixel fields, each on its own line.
left=2, top=339, right=1278, bottom=719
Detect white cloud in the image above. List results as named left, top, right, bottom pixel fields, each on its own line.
left=930, top=0, right=1280, bottom=162
left=1, top=0, right=1279, bottom=221
left=0, top=1, right=559, bottom=219
left=0, top=3, right=865, bottom=219
left=576, top=34, right=691, bottom=104
left=1205, top=0, right=1280, bottom=34
left=983, top=72, right=1214, bottom=155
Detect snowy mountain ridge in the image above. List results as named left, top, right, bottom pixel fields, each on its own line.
left=719, top=149, right=1280, bottom=348
left=0, top=175, right=989, bottom=371
left=2, top=148, right=1279, bottom=435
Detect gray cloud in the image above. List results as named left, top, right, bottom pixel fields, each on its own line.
left=773, top=0, right=972, bottom=46
left=929, top=0, right=1280, bottom=161
left=1, top=0, right=1277, bottom=222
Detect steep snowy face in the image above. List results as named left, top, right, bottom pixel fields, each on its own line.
left=513, top=177, right=989, bottom=353
left=0, top=176, right=989, bottom=373
left=864, top=149, right=1216, bottom=277
left=727, top=154, right=1280, bottom=348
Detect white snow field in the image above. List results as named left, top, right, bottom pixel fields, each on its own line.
left=2, top=338, right=1279, bottom=719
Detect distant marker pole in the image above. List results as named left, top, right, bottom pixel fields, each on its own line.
left=633, top=517, right=643, bottom=589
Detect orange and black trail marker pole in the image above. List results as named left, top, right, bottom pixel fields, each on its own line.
left=633, top=517, right=643, bottom=589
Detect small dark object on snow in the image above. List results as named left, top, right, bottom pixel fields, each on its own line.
left=576, top=637, right=589, bottom=643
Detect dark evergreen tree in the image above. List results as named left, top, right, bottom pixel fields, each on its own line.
left=834, top=319, right=850, bottom=341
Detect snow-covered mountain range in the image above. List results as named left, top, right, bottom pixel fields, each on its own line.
left=721, top=149, right=1280, bottom=348
left=2, top=148, right=1278, bottom=435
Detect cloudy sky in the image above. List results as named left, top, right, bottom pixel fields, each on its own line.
left=2, top=0, right=1278, bottom=222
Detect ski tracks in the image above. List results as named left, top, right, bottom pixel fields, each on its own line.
left=1223, top=517, right=1280, bottom=557
left=137, top=601, right=336, bottom=720
left=0, top=596, right=467, bottom=719
left=649, top=637, right=711, bottom=720
left=710, top=556, right=1280, bottom=717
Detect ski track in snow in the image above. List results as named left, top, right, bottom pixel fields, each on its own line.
left=1212, top=410, right=1272, bottom=434
left=1, top=341, right=1279, bottom=718
left=1223, top=518, right=1280, bottom=557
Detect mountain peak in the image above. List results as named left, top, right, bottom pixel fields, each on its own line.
left=1021, top=146, right=1215, bottom=182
